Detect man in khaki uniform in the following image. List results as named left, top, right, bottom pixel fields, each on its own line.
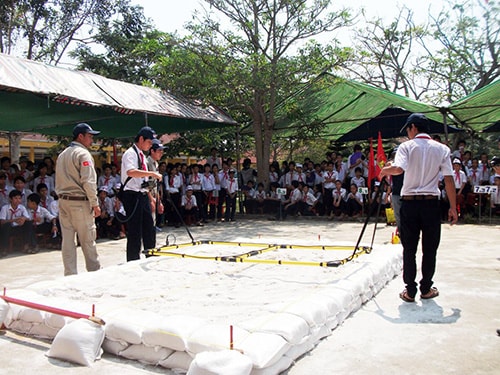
left=55, top=123, right=102, bottom=276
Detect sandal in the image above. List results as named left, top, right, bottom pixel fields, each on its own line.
left=399, top=289, right=415, bottom=303
left=421, top=287, right=439, bottom=299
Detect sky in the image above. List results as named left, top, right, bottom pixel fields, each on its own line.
left=132, top=0, right=449, bottom=42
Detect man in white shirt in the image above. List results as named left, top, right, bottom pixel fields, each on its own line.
left=120, top=126, right=162, bottom=261
left=380, top=113, right=457, bottom=303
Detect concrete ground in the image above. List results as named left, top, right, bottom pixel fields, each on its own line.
left=0, top=217, right=499, bottom=374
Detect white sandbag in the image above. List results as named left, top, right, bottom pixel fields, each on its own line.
left=142, top=314, right=207, bottom=351
left=326, top=315, right=339, bottom=331
left=238, top=312, right=310, bottom=345
left=239, top=332, right=290, bottom=369
left=18, top=307, right=45, bottom=323
left=335, top=278, right=363, bottom=298
left=284, top=334, right=315, bottom=361
left=250, top=355, right=293, bottom=375
left=119, top=344, right=173, bottom=365
left=0, top=298, right=10, bottom=325
left=102, top=337, right=129, bottom=355
left=47, top=318, right=105, bottom=366
left=270, top=298, right=328, bottom=327
left=312, top=292, right=342, bottom=317
left=5, top=319, right=35, bottom=334
left=187, top=350, right=252, bottom=375
left=44, top=312, right=73, bottom=330
left=27, top=322, right=59, bottom=339
left=103, top=308, right=157, bottom=345
left=186, top=324, right=250, bottom=355
left=159, top=351, right=193, bottom=372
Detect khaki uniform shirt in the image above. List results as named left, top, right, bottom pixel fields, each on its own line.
left=55, top=141, right=98, bottom=207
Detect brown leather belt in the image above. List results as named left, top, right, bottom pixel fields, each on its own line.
left=401, top=195, right=438, bottom=201
left=60, top=194, right=88, bottom=201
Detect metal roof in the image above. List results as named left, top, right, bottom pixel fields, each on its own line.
left=0, top=53, right=236, bottom=138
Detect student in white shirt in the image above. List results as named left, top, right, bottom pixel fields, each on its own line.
left=346, top=183, right=364, bottom=218
left=27, top=193, right=60, bottom=248
left=0, top=189, right=36, bottom=254
left=225, top=169, right=238, bottom=222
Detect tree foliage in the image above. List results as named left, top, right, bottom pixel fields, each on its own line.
left=0, top=0, right=131, bottom=64
left=69, top=2, right=159, bottom=84
left=347, top=0, right=499, bottom=104
left=165, top=0, right=353, bottom=184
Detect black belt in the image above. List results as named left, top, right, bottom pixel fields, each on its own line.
left=401, top=195, right=438, bottom=201
left=60, top=194, right=88, bottom=201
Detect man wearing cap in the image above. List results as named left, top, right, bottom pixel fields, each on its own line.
left=121, top=126, right=162, bottom=261
left=380, top=113, right=458, bottom=303
left=55, top=123, right=101, bottom=276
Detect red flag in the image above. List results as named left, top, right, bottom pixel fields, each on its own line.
left=368, top=137, right=376, bottom=188
left=376, top=131, right=387, bottom=180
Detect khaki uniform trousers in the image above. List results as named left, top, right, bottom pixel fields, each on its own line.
left=59, top=199, right=100, bottom=276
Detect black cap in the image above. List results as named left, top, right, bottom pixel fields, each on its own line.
left=151, top=138, right=164, bottom=151
left=73, top=123, right=100, bottom=137
left=400, top=113, right=429, bottom=134
left=137, top=126, right=156, bottom=140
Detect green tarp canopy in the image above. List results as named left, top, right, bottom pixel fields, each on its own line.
left=447, top=80, right=500, bottom=132
left=274, top=73, right=499, bottom=141
left=274, top=73, right=448, bottom=140
left=0, top=53, right=237, bottom=138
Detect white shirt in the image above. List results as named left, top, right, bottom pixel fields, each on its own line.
left=121, top=145, right=148, bottom=192
left=201, top=173, right=216, bottom=192
left=322, top=170, right=338, bottom=189
left=347, top=191, right=364, bottom=203
left=189, top=172, right=203, bottom=191
left=289, top=188, right=302, bottom=204
left=332, top=187, right=347, bottom=201
left=394, top=133, right=453, bottom=196
left=33, top=175, right=55, bottom=194
left=226, top=178, right=238, bottom=194
left=182, top=194, right=198, bottom=207
left=453, top=169, right=467, bottom=189
left=98, top=175, right=116, bottom=192
left=165, top=174, right=182, bottom=193
left=28, top=206, right=56, bottom=225
left=303, top=191, right=317, bottom=206
left=0, top=186, right=12, bottom=208
left=0, top=204, right=30, bottom=226
left=351, top=176, right=366, bottom=188
left=49, top=200, right=59, bottom=217
left=468, top=168, right=483, bottom=187
left=219, top=170, right=230, bottom=189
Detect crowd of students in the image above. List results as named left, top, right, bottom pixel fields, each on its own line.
left=1, top=139, right=498, bottom=257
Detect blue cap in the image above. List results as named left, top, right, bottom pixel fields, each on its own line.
left=400, top=113, right=429, bottom=134
left=137, top=126, right=156, bottom=140
left=73, top=123, right=100, bottom=137
left=151, top=138, right=164, bottom=151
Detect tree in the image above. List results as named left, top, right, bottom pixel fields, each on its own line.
left=347, top=0, right=499, bottom=104
left=346, top=7, right=430, bottom=100
left=0, top=0, right=133, bottom=65
left=69, top=2, right=159, bottom=84
left=425, top=0, right=499, bottom=102
left=172, top=0, right=352, bottom=185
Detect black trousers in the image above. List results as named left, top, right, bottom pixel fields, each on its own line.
left=399, top=199, right=441, bottom=297
left=121, top=191, right=155, bottom=261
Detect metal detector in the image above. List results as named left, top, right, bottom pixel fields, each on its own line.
left=351, top=178, right=387, bottom=257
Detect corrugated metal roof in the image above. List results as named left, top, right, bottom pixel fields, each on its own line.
left=0, top=53, right=236, bottom=137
